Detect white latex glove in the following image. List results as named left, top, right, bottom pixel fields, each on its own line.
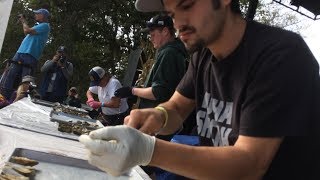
left=79, top=125, right=156, bottom=177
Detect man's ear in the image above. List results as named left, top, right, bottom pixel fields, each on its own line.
left=222, top=0, right=232, bottom=7
left=163, top=27, right=170, bottom=36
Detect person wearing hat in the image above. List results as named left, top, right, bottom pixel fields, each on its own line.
left=79, top=0, right=320, bottom=179
left=63, top=87, right=82, bottom=108
left=0, top=8, right=50, bottom=100
left=115, top=14, right=188, bottom=110
left=114, top=13, right=189, bottom=176
left=114, top=14, right=190, bottom=177
left=10, top=75, right=39, bottom=103
left=39, top=45, right=73, bottom=103
left=86, top=66, right=129, bottom=126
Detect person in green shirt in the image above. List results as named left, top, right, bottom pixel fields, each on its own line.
left=115, top=14, right=188, bottom=110
left=114, top=14, right=189, bottom=177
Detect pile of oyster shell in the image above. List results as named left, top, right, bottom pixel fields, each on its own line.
left=53, top=104, right=88, bottom=118
left=58, top=121, right=100, bottom=135
left=0, top=156, right=39, bottom=180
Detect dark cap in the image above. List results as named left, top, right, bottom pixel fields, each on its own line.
left=88, top=66, right=105, bottom=87
left=57, top=46, right=67, bottom=53
left=141, top=14, right=173, bottom=32
left=69, top=87, right=77, bottom=93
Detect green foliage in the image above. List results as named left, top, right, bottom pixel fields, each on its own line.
left=253, top=1, right=304, bottom=32
left=0, top=0, right=302, bottom=101
left=0, top=0, right=154, bottom=101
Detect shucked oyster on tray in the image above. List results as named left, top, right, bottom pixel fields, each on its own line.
left=52, top=104, right=88, bottom=118
left=50, top=104, right=103, bottom=136
left=57, top=120, right=100, bottom=136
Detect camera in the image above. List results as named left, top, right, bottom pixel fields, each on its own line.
left=28, top=82, right=37, bottom=92
left=27, top=82, right=41, bottom=99
left=17, top=14, right=26, bottom=19
left=59, top=56, right=66, bottom=64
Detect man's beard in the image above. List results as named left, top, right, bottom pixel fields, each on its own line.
left=185, top=39, right=206, bottom=53
left=185, top=20, right=225, bottom=53
left=179, top=26, right=206, bottom=53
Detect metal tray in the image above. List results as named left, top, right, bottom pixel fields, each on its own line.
left=3, top=148, right=137, bottom=180
left=53, top=104, right=89, bottom=114
left=80, top=103, right=93, bottom=111
left=31, top=98, right=60, bottom=107
left=50, top=111, right=96, bottom=123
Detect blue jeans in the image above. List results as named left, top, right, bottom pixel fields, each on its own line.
left=0, top=53, right=37, bottom=99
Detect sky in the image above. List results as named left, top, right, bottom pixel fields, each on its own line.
left=300, top=19, right=320, bottom=64
left=267, top=0, right=320, bottom=65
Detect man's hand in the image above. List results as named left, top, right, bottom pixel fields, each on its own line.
left=52, top=54, right=60, bottom=62
left=124, top=108, right=165, bottom=135
left=114, top=87, right=133, bottom=98
left=18, top=14, right=26, bottom=24
left=79, top=125, right=156, bottom=176
left=88, top=100, right=101, bottom=109
left=86, top=97, right=94, bottom=104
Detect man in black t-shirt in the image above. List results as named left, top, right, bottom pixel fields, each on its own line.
left=78, top=0, right=320, bottom=179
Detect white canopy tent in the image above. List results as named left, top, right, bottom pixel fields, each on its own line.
left=0, top=0, right=14, bottom=54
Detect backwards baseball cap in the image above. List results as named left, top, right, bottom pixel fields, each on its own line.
left=135, top=0, right=164, bottom=12
left=88, top=66, right=105, bottom=87
left=57, top=46, right=67, bottom=53
left=141, top=14, right=173, bottom=32
left=21, top=75, right=35, bottom=84
left=69, top=87, right=78, bottom=93
left=33, top=8, right=50, bottom=18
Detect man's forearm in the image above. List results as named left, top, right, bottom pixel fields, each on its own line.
left=21, top=21, right=32, bottom=34
left=150, top=139, right=263, bottom=180
left=133, top=87, right=156, bottom=100
left=157, top=92, right=195, bottom=135
left=22, top=21, right=29, bottom=30
left=86, top=90, right=94, bottom=99
left=156, top=105, right=184, bottom=135
left=101, top=98, right=120, bottom=108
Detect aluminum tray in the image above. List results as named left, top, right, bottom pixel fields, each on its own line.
left=31, top=98, right=60, bottom=107
left=50, top=111, right=104, bottom=129
left=2, top=148, right=141, bottom=180
left=50, top=111, right=97, bottom=123
left=53, top=104, right=89, bottom=114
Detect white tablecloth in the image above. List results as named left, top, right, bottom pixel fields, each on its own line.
left=0, top=98, right=150, bottom=179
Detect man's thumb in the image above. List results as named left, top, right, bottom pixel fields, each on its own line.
left=79, top=135, right=117, bottom=155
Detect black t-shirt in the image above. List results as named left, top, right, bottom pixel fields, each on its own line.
left=177, top=20, right=320, bottom=179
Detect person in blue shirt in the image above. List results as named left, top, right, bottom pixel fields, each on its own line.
left=0, top=8, right=50, bottom=100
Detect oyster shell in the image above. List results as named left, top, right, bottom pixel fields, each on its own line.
left=10, top=157, right=38, bottom=167
left=53, top=104, right=88, bottom=118
left=0, top=165, right=29, bottom=180
left=5, top=162, right=35, bottom=177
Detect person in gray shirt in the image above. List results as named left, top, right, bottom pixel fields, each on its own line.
left=39, top=45, right=73, bottom=103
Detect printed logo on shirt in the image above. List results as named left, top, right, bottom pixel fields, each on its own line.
left=197, top=92, right=233, bottom=146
